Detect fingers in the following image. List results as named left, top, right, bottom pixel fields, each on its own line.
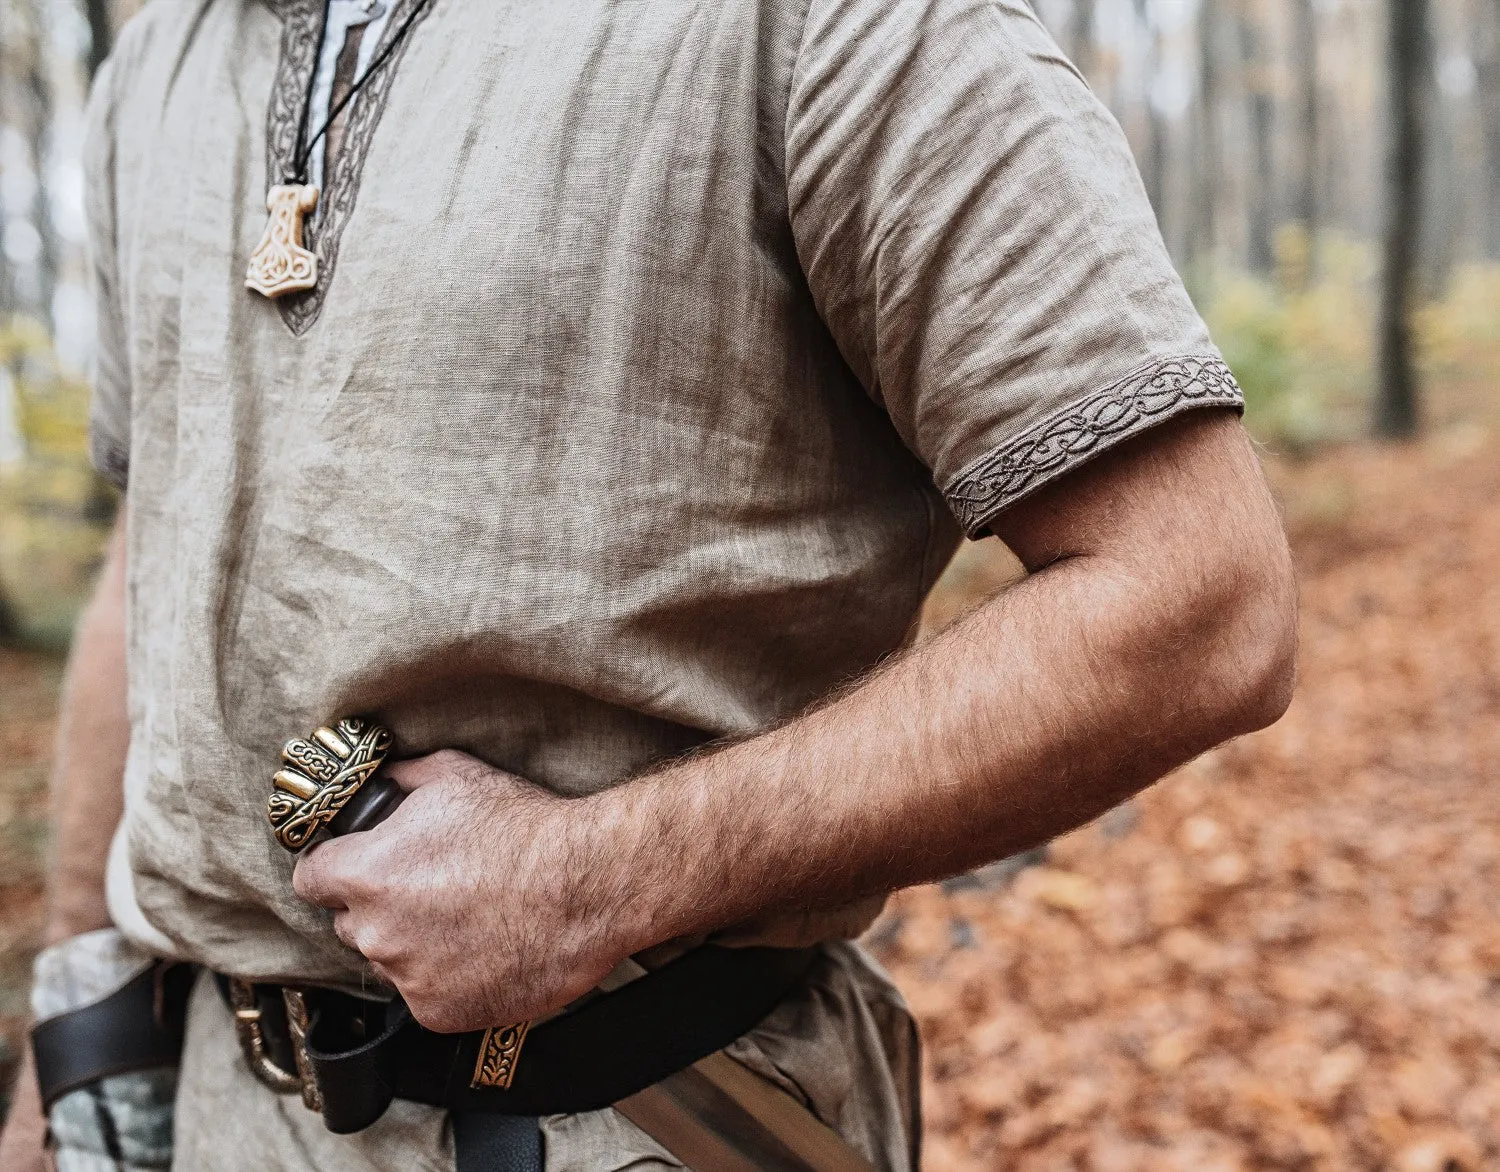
left=297, top=843, right=389, bottom=964
left=330, top=908, right=360, bottom=952
left=383, top=748, right=480, bottom=793
left=291, top=836, right=361, bottom=909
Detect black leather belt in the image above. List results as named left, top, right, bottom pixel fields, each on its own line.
left=36, top=945, right=815, bottom=1172
left=214, top=944, right=816, bottom=1135
left=32, top=961, right=196, bottom=1112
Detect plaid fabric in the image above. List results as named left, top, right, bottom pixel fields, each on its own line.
left=32, top=930, right=176, bottom=1171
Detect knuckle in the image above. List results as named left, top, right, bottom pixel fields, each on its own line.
left=395, top=967, right=431, bottom=1001
left=434, top=749, right=489, bottom=788
left=427, top=748, right=468, bottom=772
left=404, top=992, right=456, bottom=1034
left=290, top=862, right=316, bottom=900
left=293, top=857, right=336, bottom=904
left=356, top=925, right=398, bottom=965
left=331, top=913, right=359, bottom=951
left=367, top=958, right=396, bottom=986
left=344, top=866, right=383, bottom=904
left=327, top=852, right=384, bottom=904
left=396, top=971, right=474, bottom=1034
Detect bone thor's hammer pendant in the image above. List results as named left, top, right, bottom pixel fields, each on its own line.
left=246, top=184, right=320, bottom=298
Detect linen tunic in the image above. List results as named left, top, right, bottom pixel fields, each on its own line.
left=84, top=0, right=1241, bottom=1166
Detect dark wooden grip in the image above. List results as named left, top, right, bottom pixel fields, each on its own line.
left=326, top=774, right=406, bottom=836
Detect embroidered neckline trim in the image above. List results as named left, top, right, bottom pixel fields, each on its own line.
left=262, top=0, right=437, bottom=335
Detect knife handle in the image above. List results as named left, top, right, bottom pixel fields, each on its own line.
left=326, top=774, right=406, bottom=836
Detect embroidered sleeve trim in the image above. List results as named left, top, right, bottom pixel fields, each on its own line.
left=90, top=434, right=129, bottom=491
left=944, top=354, right=1244, bottom=536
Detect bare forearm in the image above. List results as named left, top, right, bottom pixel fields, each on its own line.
left=1, top=518, right=126, bottom=1170
left=615, top=414, right=1297, bottom=951
left=0, top=1049, right=46, bottom=1171
left=292, top=416, right=1296, bottom=1034
left=45, top=514, right=129, bottom=944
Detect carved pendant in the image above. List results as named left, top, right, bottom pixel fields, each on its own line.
left=246, top=184, right=321, bottom=299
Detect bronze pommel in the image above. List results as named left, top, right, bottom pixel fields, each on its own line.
left=268, top=717, right=392, bottom=852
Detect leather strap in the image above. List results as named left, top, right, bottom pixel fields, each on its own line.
left=453, top=1113, right=543, bottom=1172
left=616, top=1053, right=878, bottom=1172
left=31, top=962, right=196, bottom=1111
left=294, top=945, right=815, bottom=1133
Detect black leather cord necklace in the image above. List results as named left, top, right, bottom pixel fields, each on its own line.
left=289, top=0, right=437, bottom=185
left=245, top=0, right=435, bottom=299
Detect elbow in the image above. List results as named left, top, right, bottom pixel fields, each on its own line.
left=1205, top=533, right=1299, bottom=738
left=1237, top=587, right=1299, bottom=735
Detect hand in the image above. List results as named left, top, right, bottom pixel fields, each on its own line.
left=292, top=751, right=643, bottom=1033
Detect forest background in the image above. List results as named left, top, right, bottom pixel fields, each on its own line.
left=1, top=0, right=1499, bottom=1169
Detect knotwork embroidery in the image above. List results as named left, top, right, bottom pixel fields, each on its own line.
left=245, top=184, right=321, bottom=298
left=257, top=0, right=438, bottom=330
left=946, top=354, right=1244, bottom=534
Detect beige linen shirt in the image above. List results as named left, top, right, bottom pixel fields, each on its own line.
left=86, top=0, right=1240, bottom=1166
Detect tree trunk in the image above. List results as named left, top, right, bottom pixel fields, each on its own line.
left=1071, top=0, right=1097, bottom=82
left=1376, top=0, right=1430, bottom=439
left=1192, top=0, right=1224, bottom=269
left=0, top=0, right=61, bottom=320
left=1422, top=70, right=1457, bottom=299
left=24, top=21, right=59, bottom=316
left=84, top=0, right=113, bottom=76
left=1240, top=6, right=1276, bottom=274
left=1131, top=0, right=1169, bottom=242
left=1475, top=0, right=1500, bottom=259
left=1291, top=0, right=1319, bottom=269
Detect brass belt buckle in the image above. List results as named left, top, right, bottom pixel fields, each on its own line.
left=229, top=979, right=324, bottom=1112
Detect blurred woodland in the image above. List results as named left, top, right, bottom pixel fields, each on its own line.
left=2, top=0, right=1500, bottom=1167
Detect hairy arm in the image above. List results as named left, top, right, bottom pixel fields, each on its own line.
left=45, top=515, right=130, bottom=944
left=621, top=409, right=1296, bottom=945
left=297, top=410, right=1297, bottom=1033
left=0, top=513, right=129, bottom=1172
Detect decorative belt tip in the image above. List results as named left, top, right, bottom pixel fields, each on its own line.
left=472, top=1021, right=531, bottom=1090
left=268, top=716, right=392, bottom=852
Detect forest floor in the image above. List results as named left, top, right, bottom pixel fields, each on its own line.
left=1, top=423, right=1498, bottom=1169
left=878, top=422, right=1500, bottom=1171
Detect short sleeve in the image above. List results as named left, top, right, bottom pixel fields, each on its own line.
left=786, top=0, right=1243, bottom=537
left=84, top=56, right=131, bottom=491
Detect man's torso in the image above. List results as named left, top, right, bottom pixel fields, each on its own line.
left=99, top=0, right=957, bottom=980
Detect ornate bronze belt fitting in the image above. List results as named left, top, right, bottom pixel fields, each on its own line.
left=228, top=979, right=323, bottom=1111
